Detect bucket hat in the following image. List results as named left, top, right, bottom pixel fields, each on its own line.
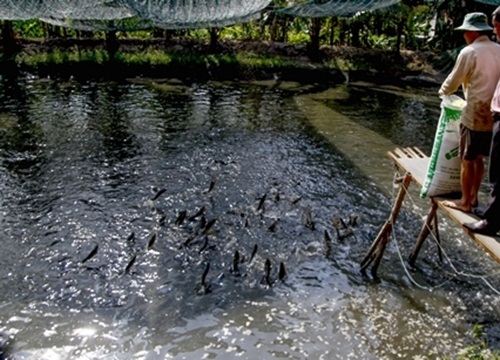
left=455, top=12, right=492, bottom=31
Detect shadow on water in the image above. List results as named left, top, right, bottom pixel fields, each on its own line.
left=0, top=76, right=498, bottom=358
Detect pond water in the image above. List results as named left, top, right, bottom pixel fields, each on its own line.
left=0, top=74, right=499, bottom=359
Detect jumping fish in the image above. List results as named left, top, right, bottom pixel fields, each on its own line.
left=268, top=219, right=279, bottom=232
left=335, top=226, right=353, bottom=241
left=202, top=218, right=217, bottom=235
left=182, top=235, right=197, bottom=247
left=249, top=244, right=258, bottom=263
left=126, top=232, right=135, bottom=243
left=198, top=236, right=209, bottom=253
left=302, top=207, right=315, bottom=230
left=175, top=210, right=188, bottom=226
left=331, top=216, right=347, bottom=229
left=204, top=177, right=217, bottom=194
left=199, top=215, right=207, bottom=229
left=196, top=263, right=212, bottom=295
left=291, top=196, right=302, bottom=204
left=147, top=232, right=156, bottom=249
left=158, top=214, right=166, bottom=226
left=151, top=188, right=167, bottom=201
left=324, top=230, right=333, bottom=257
left=188, top=206, right=206, bottom=221
left=278, top=262, right=287, bottom=280
left=125, top=254, right=137, bottom=274
left=256, top=193, right=267, bottom=212
left=324, top=229, right=332, bottom=242
left=264, top=258, right=272, bottom=286
left=49, top=240, right=61, bottom=247
left=81, top=244, right=98, bottom=264
left=201, top=263, right=210, bottom=286
left=232, top=250, right=240, bottom=274
left=349, top=213, right=359, bottom=227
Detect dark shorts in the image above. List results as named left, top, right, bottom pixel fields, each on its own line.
left=459, top=124, right=492, bottom=160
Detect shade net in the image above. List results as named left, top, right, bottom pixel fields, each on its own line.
left=280, top=0, right=401, bottom=17
left=474, top=0, right=500, bottom=5
left=0, top=0, right=271, bottom=29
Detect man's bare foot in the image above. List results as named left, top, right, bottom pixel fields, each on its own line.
left=442, top=199, right=472, bottom=213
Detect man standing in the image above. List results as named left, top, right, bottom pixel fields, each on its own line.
left=439, top=12, right=500, bottom=213
left=464, top=7, right=500, bottom=235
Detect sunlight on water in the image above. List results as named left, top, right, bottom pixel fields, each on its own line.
left=0, top=77, right=499, bottom=359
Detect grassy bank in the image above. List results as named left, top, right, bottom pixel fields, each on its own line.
left=1, top=38, right=444, bottom=85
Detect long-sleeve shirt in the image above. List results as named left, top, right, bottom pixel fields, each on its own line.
left=439, top=35, right=500, bottom=131
left=492, top=79, right=500, bottom=115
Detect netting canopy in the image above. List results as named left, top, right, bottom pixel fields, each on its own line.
left=0, top=0, right=272, bottom=29
left=474, top=0, right=500, bottom=5
left=280, top=0, right=401, bottom=17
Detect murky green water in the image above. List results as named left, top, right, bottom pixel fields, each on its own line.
left=0, top=75, right=498, bottom=359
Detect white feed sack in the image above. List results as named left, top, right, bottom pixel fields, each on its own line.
left=420, top=95, right=465, bottom=198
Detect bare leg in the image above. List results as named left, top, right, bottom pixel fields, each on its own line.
left=443, top=158, right=475, bottom=212
left=470, top=156, right=484, bottom=207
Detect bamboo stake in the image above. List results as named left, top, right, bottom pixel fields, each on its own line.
left=433, top=207, right=442, bottom=263
left=371, top=233, right=389, bottom=278
left=360, top=173, right=412, bottom=274
left=408, top=200, right=438, bottom=267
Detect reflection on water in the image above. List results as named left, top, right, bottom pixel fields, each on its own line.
left=0, top=76, right=498, bottom=359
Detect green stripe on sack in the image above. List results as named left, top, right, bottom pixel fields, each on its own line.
left=420, top=96, right=463, bottom=198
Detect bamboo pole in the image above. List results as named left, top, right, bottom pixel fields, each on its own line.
left=433, top=209, right=442, bottom=262
left=360, top=173, right=412, bottom=275
left=408, top=200, right=438, bottom=267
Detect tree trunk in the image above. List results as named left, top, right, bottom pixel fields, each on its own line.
left=350, top=20, right=361, bottom=48
left=329, top=17, right=336, bottom=46
left=106, top=30, right=119, bottom=60
left=395, top=19, right=403, bottom=54
left=280, top=17, right=288, bottom=43
left=2, top=20, right=18, bottom=60
left=270, top=15, right=279, bottom=41
left=308, top=17, right=322, bottom=62
left=209, top=28, right=219, bottom=52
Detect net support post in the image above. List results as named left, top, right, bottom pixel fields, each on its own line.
left=408, top=199, right=438, bottom=267
left=360, top=172, right=412, bottom=277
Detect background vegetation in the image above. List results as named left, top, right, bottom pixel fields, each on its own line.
left=3, top=0, right=499, bottom=54
left=0, top=0, right=498, bottom=79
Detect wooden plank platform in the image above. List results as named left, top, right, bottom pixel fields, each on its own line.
left=388, top=147, right=500, bottom=264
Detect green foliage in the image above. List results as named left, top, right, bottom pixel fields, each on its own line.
left=116, top=50, right=171, bottom=65
left=454, top=325, right=500, bottom=360
left=235, top=52, right=296, bottom=68
left=183, top=29, right=211, bottom=41
left=221, top=23, right=261, bottom=41
left=4, top=0, right=499, bottom=53
left=365, top=33, right=394, bottom=49
left=12, top=45, right=299, bottom=73
left=12, top=19, right=45, bottom=38
left=119, top=30, right=153, bottom=39
left=287, top=17, right=311, bottom=44
left=287, top=30, right=310, bottom=44
left=15, top=48, right=109, bottom=66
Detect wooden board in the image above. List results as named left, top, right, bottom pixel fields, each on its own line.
left=387, top=147, right=429, bottom=187
left=388, top=147, right=500, bottom=264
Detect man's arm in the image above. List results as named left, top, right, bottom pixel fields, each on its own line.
left=438, top=50, right=472, bottom=96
